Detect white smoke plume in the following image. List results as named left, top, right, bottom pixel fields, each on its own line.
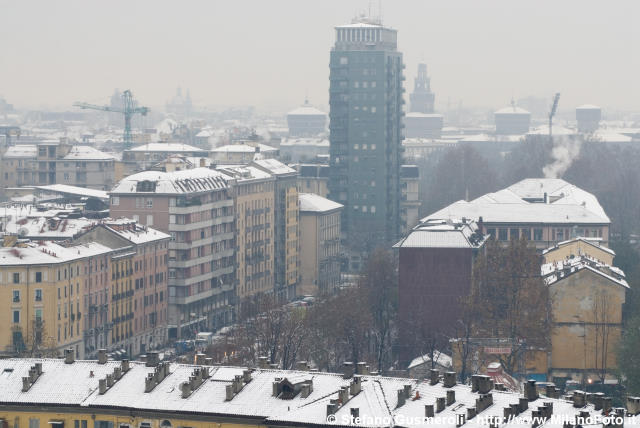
left=543, top=136, right=582, bottom=179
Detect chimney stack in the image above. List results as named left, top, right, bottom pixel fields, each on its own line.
left=181, top=382, right=192, bottom=399
left=99, top=378, right=107, bottom=395
left=195, top=353, right=205, bottom=365
left=572, top=391, right=587, bottom=408
left=627, top=396, right=640, bottom=415
left=524, top=379, right=538, bottom=401
left=436, top=397, right=446, bottom=413
left=296, top=361, right=309, bottom=371
left=146, top=352, right=159, bottom=367
left=397, top=389, right=406, bottom=408
left=430, top=369, right=439, bottom=385
left=64, top=348, right=75, bottom=364
left=350, top=375, right=362, bottom=395
left=22, top=377, right=30, bottom=392
left=443, top=371, right=456, bottom=388
left=342, top=362, right=354, bottom=379
left=425, top=404, right=434, bottom=418
left=258, top=356, right=269, bottom=369
left=447, top=390, right=456, bottom=406
left=121, top=359, right=130, bottom=372
left=98, top=349, right=107, bottom=364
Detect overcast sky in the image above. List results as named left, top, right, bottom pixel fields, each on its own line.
left=1, top=0, right=638, bottom=113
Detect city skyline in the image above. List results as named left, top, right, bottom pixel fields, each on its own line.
left=1, top=0, right=638, bottom=113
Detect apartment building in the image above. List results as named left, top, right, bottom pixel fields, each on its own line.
left=109, top=168, right=236, bottom=339
left=0, top=241, right=113, bottom=358
left=423, top=178, right=610, bottom=249
left=218, top=165, right=275, bottom=307
left=252, top=159, right=299, bottom=300
left=0, top=145, right=37, bottom=191
left=73, top=219, right=170, bottom=357
left=298, top=193, right=342, bottom=296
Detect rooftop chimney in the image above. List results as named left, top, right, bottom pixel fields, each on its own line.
left=436, top=397, right=446, bottom=413
left=182, top=382, right=192, bottom=399
left=64, top=348, right=75, bottom=364
left=430, top=369, right=439, bottom=385
left=397, top=389, right=406, bottom=408
left=447, top=390, right=456, bottom=406
left=98, top=349, right=107, bottom=364
left=524, top=379, right=538, bottom=401
left=342, top=362, right=354, bottom=379
left=443, top=371, right=456, bottom=388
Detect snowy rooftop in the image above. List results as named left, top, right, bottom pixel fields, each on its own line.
left=541, top=237, right=615, bottom=256
left=100, top=220, right=171, bottom=245
left=212, top=143, right=277, bottom=153
left=405, top=112, right=444, bottom=119
left=111, top=168, right=232, bottom=195
left=299, top=193, right=343, bottom=213
left=3, top=145, right=37, bottom=158
left=424, top=179, right=610, bottom=225
left=0, top=241, right=112, bottom=266
left=63, top=145, right=116, bottom=161
left=280, top=137, right=329, bottom=147
left=216, top=165, right=273, bottom=182
left=129, top=143, right=206, bottom=152
left=252, top=158, right=297, bottom=176
left=408, top=351, right=453, bottom=370
left=34, top=184, right=109, bottom=200
left=0, top=358, right=623, bottom=427
left=287, top=104, right=327, bottom=116
left=395, top=219, right=488, bottom=249
left=494, top=106, right=530, bottom=115
left=541, top=254, right=628, bottom=288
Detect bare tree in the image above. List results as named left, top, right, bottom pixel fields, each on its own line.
left=592, top=292, right=612, bottom=382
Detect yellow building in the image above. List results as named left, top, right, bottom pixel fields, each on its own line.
left=0, top=241, right=112, bottom=358
left=542, top=237, right=615, bottom=266
left=218, top=166, right=275, bottom=305
left=542, top=254, right=627, bottom=382
left=298, top=193, right=342, bottom=296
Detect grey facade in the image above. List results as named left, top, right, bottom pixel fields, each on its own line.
left=328, top=17, right=405, bottom=252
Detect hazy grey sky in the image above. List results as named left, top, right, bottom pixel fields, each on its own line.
left=1, top=0, right=638, bottom=113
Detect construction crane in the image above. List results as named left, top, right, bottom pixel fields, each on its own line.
left=548, top=92, right=561, bottom=143
left=74, top=90, right=149, bottom=150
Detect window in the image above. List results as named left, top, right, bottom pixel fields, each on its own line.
left=35, top=289, right=42, bottom=302
left=533, top=228, right=543, bottom=241
left=146, top=215, right=154, bottom=226
left=370, top=205, right=376, bottom=213
left=146, top=198, right=153, bottom=208
left=95, top=422, right=113, bottom=428
left=487, top=228, right=496, bottom=239
left=111, top=196, right=120, bottom=206
left=498, top=228, right=508, bottom=241
left=13, top=310, right=20, bottom=324
left=510, top=228, right=519, bottom=240
left=371, top=81, right=376, bottom=88
left=339, top=56, right=348, bottom=65
left=521, top=228, right=531, bottom=240
left=13, top=273, right=19, bottom=284
left=133, top=215, right=139, bottom=222
left=35, top=272, right=42, bottom=283
left=29, top=418, right=40, bottom=428
left=13, top=290, right=20, bottom=302
left=371, top=107, right=376, bottom=113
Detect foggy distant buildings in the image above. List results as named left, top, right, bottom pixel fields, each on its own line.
left=494, top=102, right=531, bottom=135
left=576, top=104, right=601, bottom=133
left=286, top=100, right=327, bottom=137
left=328, top=15, right=404, bottom=258
left=409, top=63, right=434, bottom=114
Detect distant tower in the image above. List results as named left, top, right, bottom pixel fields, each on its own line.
left=328, top=14, right=404, bottom=254
left=410, top=63, right=435, bottom=113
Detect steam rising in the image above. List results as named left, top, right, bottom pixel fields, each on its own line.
left=543, top=136, right=582, bottom=179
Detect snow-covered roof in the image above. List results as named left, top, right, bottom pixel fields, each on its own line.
left=299, top=193, right=343, bottom=213
left=216, top=165, right=273, bottom=182
left=0, top=241, right=112, bottom=266
left=576, top=104, right=601, bottom=110
left=542, top=237, right=615, bottom=256
left=110, top=168, right=232, bottom=195
left=287, top=105, right=327, bottom=116
left=542, top=254, right=628, bottom=288
left=1, top=213, right=94, bottom=240
left=395, top=219, right=488, bottom=249
left=212, top=143, right=277, bottom=153
left=129, top=143, right=206, bottom=153
left=405, top=112, right=444, bottom=119
left=0, top=358, right=619, bottom=427
left=424, top=179, right=610, bottom=225
left=495, top=106, right=530, bottom=115
left=252, top=158, right=297, bottom=176
left=63, top=145, right=116, bottom=160
left=408, top=351, right=452, bottom=370
left=34, top=184, right=109, bottom=200
left=2, top=145, right=37, bottom=158
left=280, top=138, right=329, bottom=147
left=100, top=219, right=171, bottom=245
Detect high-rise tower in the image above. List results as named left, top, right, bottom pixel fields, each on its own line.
left=409, top=63, right=435, bottom=113
left=328, top=15, right=405, bottom=256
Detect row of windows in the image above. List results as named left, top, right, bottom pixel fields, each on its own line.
left=12, top=289, right=43, bottom=302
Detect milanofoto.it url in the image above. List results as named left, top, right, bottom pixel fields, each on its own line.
left=326, top=414, right=633, bottom=426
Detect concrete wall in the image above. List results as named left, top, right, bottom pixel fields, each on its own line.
left=543, top=240, right=614, bottom=265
